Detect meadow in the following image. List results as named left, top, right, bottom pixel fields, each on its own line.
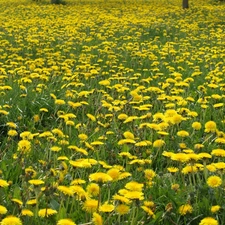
left=0, top=0, right=225, bottom=224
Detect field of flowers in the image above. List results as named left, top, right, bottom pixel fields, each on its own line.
left=0, top=0, right=225, bottom=224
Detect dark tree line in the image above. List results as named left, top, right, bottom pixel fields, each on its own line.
left=183, top=0, right=189, bottom=8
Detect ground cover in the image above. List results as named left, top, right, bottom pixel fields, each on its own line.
left=0, top=0, right=225, bottom=224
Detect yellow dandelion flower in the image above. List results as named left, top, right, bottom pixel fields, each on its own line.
left=153, top=139, right=165, bottom=148
left=211, top=149, right=225, bottom=157
left=125, top=181, right=144, bottom=192
left=78, top=133, right=88, bottom=141
left=99, top=202, right=114, bottom=212
left=213, top=103, right=223, bottom=108
left=0, top=205, right=7, bottom=214
left=57, top=186, right=74, bottom=196
left=86, top=183, right=100, bottom=197
left=7, top=129, right=18, bottom=137
left=0, top=216, right=22, bottom=225
left=199, top=217, right=218, bottom=225
left=207, top=176, right=222, bottom=188
left=92, top=212, right=103, bottom=225
left=124, top=191, right=144, bottom=200
left=28, top=179, right=44, bottom=186
left=40, top=108, right=48, bottom=112
left=177, top=130, right=189, bottom=137
left=87, top=113, right=96, bottom=122
left=192, top=122, right=202, bottom=130
left=6, top=122, right=17, bottom=129
left=171, top=184, right=180, bottom=191
left=205, top=121, right=217, bottom=133
left=57, top=219, right=76, bottom=225
left=38, top=208, right=57, bottom=217
left=206, top=164, right=217, bottom=172
left=0, top=179, right=9, bottom=187
left=113, top=194, right=131, bottom=204
left=171, top=153, right=189, bottom=163
left=26, top=199, right=37, bottom=205
left=115, top=204, right=130, bottom=215
left=141, top=206, right=155, bottom=217
left=70, top=179, right=86, bottom=185
left=171, top=114, right=185, bottom=124
left=167, top=167, right=179, bottom=173
left=11, top=198, right=23, bottom=205
left=89, top=172, right=112, bottom=183
left=211, top=205, right=220, bottom=213
left=144, top=169, right=156, bottom=180
left=21, top=209, right=34, bottom=217
left=55, top=99, right=66, bottom=105
left=178, top=204, right=193, bottom=215
left=198, top=153, right=212, bottom=160
left=17, top=140, right=31, bottom=154
left=181, top=165, right=198, bottom=174
left=82, top=199, right=98, bottom=213
left=107, top=168, right=121, bottom=181
left=123, top=131, right=135, bottom=140
left=118, top=114, right=128, bottom=120
left=50, top=146, right=62, bottom=152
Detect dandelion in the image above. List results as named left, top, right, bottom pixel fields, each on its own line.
left=0, top=179, right=9, bottom=187
left=177, top=130, right=189, bottom=137
left=55, top=99, right=66, bottom=105
left=26, top=199, right=37, bottom=205
left=28, top=179, right=44, bottom=186
left=211, top=205, right=220, bottom=213
left=17, top=140, right=31, bottom=154
left=205, top=121, right=217, bottom=133
left=199, top=217, right=218, bottom=225
left=82, top=199, right=98, bottom=213
left=207, top=176, right=222, bottom=188
left=11, top=198, right=23, bottom=206
left=57, top=186, right=74, bottom=196
left=21, top=209, right=34, bottom=217
left=118, top=114, right=128, bottom=120
left=107, top=168, right=121, bottom=181
left=7, top=129, right=18, bottom=137
left=178, top=204, right=193, bottom=215
left=78, top=133, right=88, bottom=141
left=115, top=204, right=130, bottom=215
left=171, top=184, right=180, bottom=191
left=144, top=169, right=156, bottom=180
left=123, top=131, right=135, bottom=140
left=50, top=146, right=62, bottom=152
left=6, top=122, right=17, bottom=129
left=99, top=202, right=114, bottom=212
left=87, top=113, right=96, bottom=121
left=211, top=149, right=225, bottom=157
left=57, top=219, right=76, bottom=225
left=38, top=208, right=57, bottom=217
left=0, top=216, right=22, bottom=225
left=92, top=212, right=103, bottom=225
left=192, top=122, right=202, bottom=130
left=86, top=183, right=100, bottom=197
left=113, top=194, right=131, bottom=204
left=125, top=181, right=144, bottom=191
left=141, top=206, right=155, bottom=218
left=153, top=139, right=165, bottom=148
left=0, top=205, right=7, bottom=214
left=89, top=172, right=112, bottom=183
left=167, top=167, right=179, bottom=173
left=40, top=108, right=48, bottom=112
left=124, top=191, right=144, bottom=200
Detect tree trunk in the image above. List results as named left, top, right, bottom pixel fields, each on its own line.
left=182, top=0, right=189, bottom=9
